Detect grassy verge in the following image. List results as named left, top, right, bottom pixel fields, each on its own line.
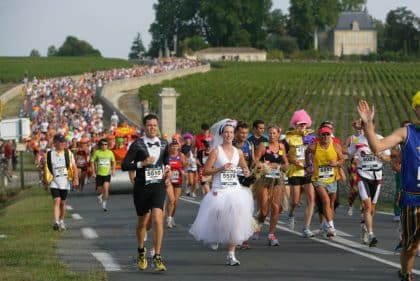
left=0, top=187, right=106, bottom=281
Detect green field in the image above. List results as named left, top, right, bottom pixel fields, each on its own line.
left=0, top=57, right=133, bottom=83
left=139, top=62, right=419, bottom=139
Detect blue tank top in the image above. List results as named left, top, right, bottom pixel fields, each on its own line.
left=400, top=124, right=420, bottom=207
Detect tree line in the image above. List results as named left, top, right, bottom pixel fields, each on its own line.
left=138, top=0, right=419, bottom=59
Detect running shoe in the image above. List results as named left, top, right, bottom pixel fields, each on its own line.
left=138, top=249, right=148, bottom=270
left=368, top=234, right=378, bottom=247
left=347, top=206, right=354, bottom=216
left=393, top=215, right=401, bottom=222
left=288, top=216, right=295, bottom=230
left=225, top=255, right=240, bottom=266
left=152, top=254, right=167, bottom=271
left=52, top=222, right=60, bottom=231
left=191, top=192, right=197, bottom=198
left=59, top=221, right=67, bottom=231
left=326, top=226, right=336, bottom=237
left=302, top=228, right=315, bottom=238
left=171, top=217, right=176, bottom=227
left=268, top=234, right=279, bottom=246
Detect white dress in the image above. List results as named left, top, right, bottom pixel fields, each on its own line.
left=189, top=146, right=254, bottom=245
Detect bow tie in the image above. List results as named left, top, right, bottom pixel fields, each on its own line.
left=147, top=141, right=160, bottom=147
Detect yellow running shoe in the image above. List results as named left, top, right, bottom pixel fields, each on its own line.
left=137, top=249, right=147, bottom=270
left=152, top=254, right=167, bottom=271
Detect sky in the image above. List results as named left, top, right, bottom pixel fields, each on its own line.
left=0, top=0, right=418, bottom=59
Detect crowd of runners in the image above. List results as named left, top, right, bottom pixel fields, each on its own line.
left=21, top=59, right=420, bottom=280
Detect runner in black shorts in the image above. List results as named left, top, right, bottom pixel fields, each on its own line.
left=122, top=114, right=170, bottom=271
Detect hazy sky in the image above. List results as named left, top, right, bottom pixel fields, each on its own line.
left=0, top=0, right=418, bottom=59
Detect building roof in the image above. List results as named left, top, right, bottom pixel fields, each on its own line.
left=196, top=47, right=266, bottom=54
left=335, top=12, right=376, bottom=30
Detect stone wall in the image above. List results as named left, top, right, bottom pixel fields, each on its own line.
left=333, top=30, right=377, bottom=56
left=99, top=64, right=211, bottom=126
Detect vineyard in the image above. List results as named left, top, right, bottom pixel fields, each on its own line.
left=138, top=62, right=419, bottom=139
left=0, top=56, right=132, bottom=83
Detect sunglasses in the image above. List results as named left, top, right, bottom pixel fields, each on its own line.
left=321, top=133, right=331, bottom=136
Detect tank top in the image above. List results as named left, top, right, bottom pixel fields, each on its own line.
left=400, top=124, right=420, bottom=207
left=311, top=141, right=338, bottom=184
left=169, top=153, right=183, bottom=185
left=212, top=146, right=240, bottom=190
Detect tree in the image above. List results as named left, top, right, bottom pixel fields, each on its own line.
left=29, top=49, right=41, bottom=57
left=339, top=0, right=366, bottom=12
left=288, top=0, right=340, bottom=50
left=266, top=9, right=289, bottom=37
left=384, top=7, right=420, bottom=55
left=47, top=45, right=58, bottom=57
left=375, top=19, right=385, bottom=54
left=128, top=33, right=146, bottom=59
left=265, top=34, right=299, bottom=53
left=56, top=36, right=101, bottom=57
left=178, top=36, right=209, bottom=55
left=148, top=0, right=272, bottom=56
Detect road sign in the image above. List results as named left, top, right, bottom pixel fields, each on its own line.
left=0, top=118, right=30, bottom=140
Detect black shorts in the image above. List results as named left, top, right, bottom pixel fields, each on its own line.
left=96, top=175, right=111, bottom=187
left=288, top=175, right=312, bottom=186
left=133, top=184, right=167, bottom=216
left=50, top=188, right=68, bottom=200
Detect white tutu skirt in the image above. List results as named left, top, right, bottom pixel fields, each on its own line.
left=189, top=185, right=254, bottom=245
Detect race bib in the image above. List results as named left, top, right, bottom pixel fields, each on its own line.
left=296, top=145, right=305, bottom=161
left=220, top=170, right=237, bottom=188
left=266, top=166, right=281, bottom=179
left=98, top=158, right=111, bottom=167
left=53, top=165, right=67, bottom=177
left=145, top=167, right=163, bottom=185
left=318, top=166, right=334, bottom=181
left=171, top=170, right=180, bottom=184
left=77, top=157, right=86, bottom=166
left=361, top=155, right=380, bottom=171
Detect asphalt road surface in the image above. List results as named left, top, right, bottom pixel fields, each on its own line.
left=58, top=182, right=418, bottom=281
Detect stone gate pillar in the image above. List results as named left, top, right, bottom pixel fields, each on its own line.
left=158, top=88, right=180, bottom=137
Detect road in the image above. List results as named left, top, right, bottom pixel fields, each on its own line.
left=58, top=182, right=417, bottom=281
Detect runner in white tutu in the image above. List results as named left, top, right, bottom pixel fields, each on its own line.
left=189, top=119, right=254, bottom=266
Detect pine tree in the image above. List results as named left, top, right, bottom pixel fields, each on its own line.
left=128, top=32, right=146, bottom=59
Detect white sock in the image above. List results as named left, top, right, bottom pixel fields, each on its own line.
left=102, top=201, right=107, bottom=208
left=328, top=220, right=334, bottom=228
left=98, top=194, right=103, bottom=199
left=228, top=251, right=235, bottom=258
left=59, top=219, right=64, bottom=224
left=167, top=216, right=172, bottom=221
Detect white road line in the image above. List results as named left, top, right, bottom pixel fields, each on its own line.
left=72, top=213, right=83, bottom=220
left=66, top=205, right=73, bottom=211
left=92, top=252, right=121, bottom=271
left=182, top=197, right=420, bottom=275
left=81, top=227, right=98, bottom=239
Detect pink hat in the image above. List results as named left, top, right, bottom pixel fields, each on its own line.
left=183, top=133, right=193, bottom=140
left=289, top=109, right=312, bottom=128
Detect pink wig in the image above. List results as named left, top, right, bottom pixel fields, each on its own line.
left=289, top=109, right=312, bottom=128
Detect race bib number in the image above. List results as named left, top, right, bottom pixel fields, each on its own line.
left=296, top=145, right=305, bottom=161
left=53, top=165, right=67, bottom=177
left=98, top=158, right=111, bottom=167
left=266, top=166, right=281, bottom=179
left=145, top=167, right=163, bottom=185
left=220, top=170, right=237, bottom=188
left=318, top=166, right=334, bottom=181
left=361, top=155, right=380, bottom=171
left=171, top=170, right=180, bottom=184
left=77, top=157, right=86, bottom=166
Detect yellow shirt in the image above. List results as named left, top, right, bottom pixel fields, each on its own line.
left=311, top=142, right=339, bottom=184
